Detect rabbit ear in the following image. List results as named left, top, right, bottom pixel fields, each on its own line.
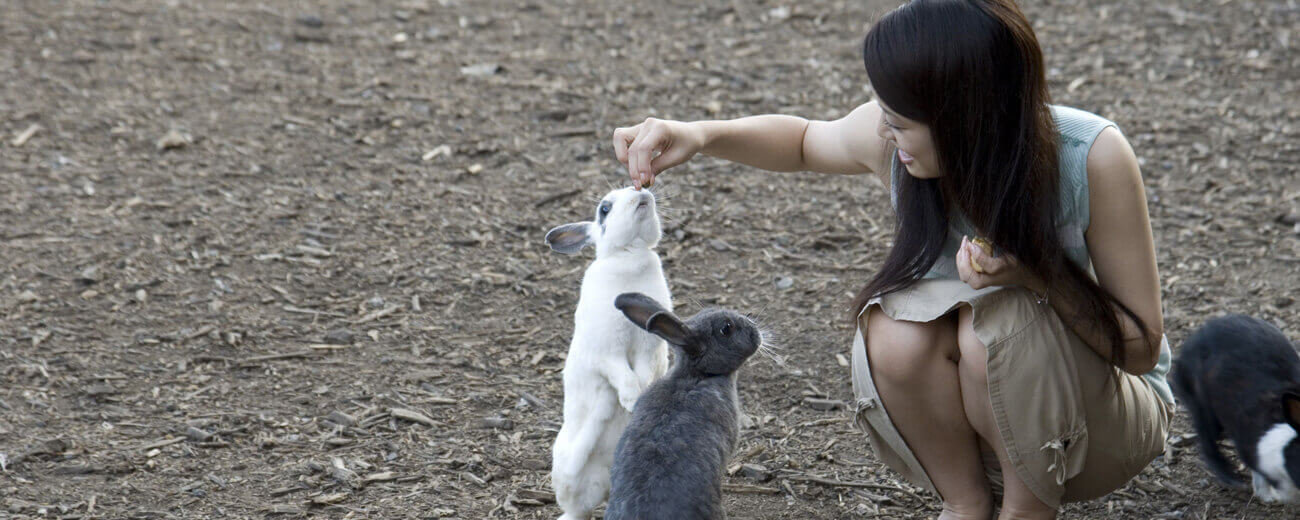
left=1283, top=393, right=1300, bottom=431
left=615, top=293, right=691, bottom=347
left=545, top=222, right=594, bottom=254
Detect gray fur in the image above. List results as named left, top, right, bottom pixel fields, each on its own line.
left=606, top=293, right=760, bottom=520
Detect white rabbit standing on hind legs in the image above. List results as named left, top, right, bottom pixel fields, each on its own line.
left=544, top=187, right=671, bottom=520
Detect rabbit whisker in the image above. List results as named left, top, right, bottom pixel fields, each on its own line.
left=748, top=317, right=787, bottom=367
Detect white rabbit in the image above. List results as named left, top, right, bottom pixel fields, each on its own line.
left=545, top=187, right=671, bottom=520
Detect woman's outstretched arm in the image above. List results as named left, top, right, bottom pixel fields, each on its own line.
left=613, top=101, right=891, bottom=188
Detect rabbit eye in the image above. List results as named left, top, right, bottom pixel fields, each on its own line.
left=720, top=322, right=732, bottom=336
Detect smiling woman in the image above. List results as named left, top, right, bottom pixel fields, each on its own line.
left=876, top=105, right=936, bottom=177
left=610, top=1, right=1172, bottom=518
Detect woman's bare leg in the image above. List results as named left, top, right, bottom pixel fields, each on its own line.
left=956, top=306, right=1057, bottom=520
left=866, top=308, right=993, bottom=520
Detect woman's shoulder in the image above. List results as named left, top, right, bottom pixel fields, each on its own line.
left=1051, top=105, right=1134, bottom=222
left=1085, top=127, right=1138, bottom=183
left=1049, top=105, right=1119, bottom=148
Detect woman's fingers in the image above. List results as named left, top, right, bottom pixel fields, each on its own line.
left=614, top=124, right=650, bottom=188
left=956, top=239, right=972, bottom=283
left=966, top=239, right=995, bottom=275
left=630, top=123, right=667, bottom=188
left=649, top=143, right=692, bottom=179
left=612, top=125, right=639, bottom=166
left=958, top=238, right=990, bottom=289
left=968, top=239, right=1013, bottom=276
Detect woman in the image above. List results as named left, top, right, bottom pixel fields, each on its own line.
left=609, top=1, right=1174, bottom=519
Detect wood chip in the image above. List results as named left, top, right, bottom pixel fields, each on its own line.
left=268, top=504, right=304, bottom=515
left=724, top=483, right=782, bottom=495
left=390, top=407, right=437, bottom=427
left=481, top=416, right=514, bottom=430
left=270, top=486, right=305, bottom=497
left=295, top=244, right=333, bottom=257
left=739, top=463, right=772, bottom=482
left=802, top=397, right=846, bottom=411
left=185, top=427, right=212, bottom=442
left=422, top=144, right=452, bottom=161
left=461, top=471, right=488, bottom=485
left=240, top=351, right=317, bottom=365
left=307, top=343, right=351, bottom=350
left=351, top=305, right=401, bottom=324
left=283, top=305, right=348, bottom=317
left=11, top=124, right=40, bottom=147
left=311, top=492, right=348, bottom=505
left=182, top=325, right=216, bottom=342
left=326, top=411, right=357, bottom=427
left=516, top=489, right=555, bottom=503
left=53, top=463, right=101, bottom=474
left=138, top=437, right=185, bottom=451
left=516, top=391, right=546, bottom=409
left=156, top=129, right=191, bottom=151
left=327, top=456, right=358, bottom=485
left=364, top=471, right=397, bottom=482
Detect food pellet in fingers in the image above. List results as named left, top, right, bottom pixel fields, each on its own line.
left=970, top=237, right=994, bottom=273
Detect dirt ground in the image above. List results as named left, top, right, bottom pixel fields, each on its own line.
left=1, top=0, right=1298, bottom=518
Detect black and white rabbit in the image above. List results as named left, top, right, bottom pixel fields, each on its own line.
left=605, top=292, right=762, bottom=520
left=545, top=188, right=671, bottom=520
left=1172, top=314, right=1300, bottom=503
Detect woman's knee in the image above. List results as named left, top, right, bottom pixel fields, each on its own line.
left=956, top=343, right=988, bottom=389
left=957, top=305, right=1003, bottom=439
left=956, top=306, right=990, bottom=388
left=865, top=309, right=957, bottom=387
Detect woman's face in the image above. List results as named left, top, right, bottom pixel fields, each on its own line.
left=876, top=102, right=939, bottom=179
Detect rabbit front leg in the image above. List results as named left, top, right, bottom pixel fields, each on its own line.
left=631, top=342, right=667, bottom=391
left=1253, top=471, right=1285, bottom=503
left=601, top=358, right=643, bottom=413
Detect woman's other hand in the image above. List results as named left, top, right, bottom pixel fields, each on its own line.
left=956, top=236, right=1045, bottom=294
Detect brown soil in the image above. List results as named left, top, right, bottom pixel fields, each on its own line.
left=2, top=0, right=1297, bottom=518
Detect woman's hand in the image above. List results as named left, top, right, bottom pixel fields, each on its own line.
left=612, top=118, right=705, bottom=189
left=956, top=236, right=1045, bottom=294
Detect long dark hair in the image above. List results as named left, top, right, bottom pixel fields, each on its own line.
left=850, top=0, right=1151, bottom=370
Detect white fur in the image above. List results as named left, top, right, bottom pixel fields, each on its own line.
left=1252, top=423, right=1300, bottom=503
left=550, top=188, right=671, bottom=520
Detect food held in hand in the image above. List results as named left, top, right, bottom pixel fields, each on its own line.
left=970, top=237, right=994, bottom=273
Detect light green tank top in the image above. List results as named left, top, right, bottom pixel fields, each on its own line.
left=889, top=105, right=1175, bottom=405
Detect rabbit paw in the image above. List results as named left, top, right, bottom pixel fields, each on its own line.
left=1252, top=471, right=1295, bottom=503
left=619, top=394, right=639, bottom=413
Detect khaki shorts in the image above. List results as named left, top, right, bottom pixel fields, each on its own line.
left=849, top=279, right=1173, bottom=508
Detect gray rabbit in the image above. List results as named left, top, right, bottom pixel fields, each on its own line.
left=605, top=292, right=762, bottom=520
